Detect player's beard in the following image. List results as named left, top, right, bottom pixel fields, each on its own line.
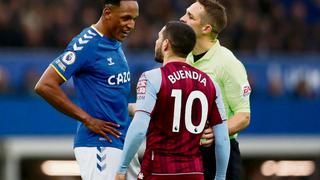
left=154, top=42, right=163, bottom=63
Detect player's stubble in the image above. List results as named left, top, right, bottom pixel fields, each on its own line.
left=154, top=41, right=163, bottom=63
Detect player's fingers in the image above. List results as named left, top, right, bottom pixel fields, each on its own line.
left=104, top=121, right=120, bottom=128
left=202, top=132, right=214, bottom=139
left=103, top=124, right=121, bottom=135
left=100, top=131, right=112, bottom=142
left=103, top=127, right=121, bottom=138
left=103, top=124, right=122, bottom=138
left=203, top=127, right=213, bottom=134
left=103, top=124, right=122, bottom=135
left=201, top=138, right=213, bottom=147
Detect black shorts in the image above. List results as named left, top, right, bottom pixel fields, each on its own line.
left=200, top=138, right=242, bottom=180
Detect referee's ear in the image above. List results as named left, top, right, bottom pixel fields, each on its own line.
left=202, top=24, right=213, bottom=34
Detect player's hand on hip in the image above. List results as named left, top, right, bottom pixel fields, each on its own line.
left=200, top=127, right=214, bottom=147
left=115, top=173, right=126, bottom=180
left=84, top=117, right=121, bottom=142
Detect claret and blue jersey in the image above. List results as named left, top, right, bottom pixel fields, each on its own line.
left=51, top=26, right=131, bottom=149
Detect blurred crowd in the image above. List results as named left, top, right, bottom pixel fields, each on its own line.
left=0, top=0, right=319, bottom=53
left=0, top=0, right=319, bottom=99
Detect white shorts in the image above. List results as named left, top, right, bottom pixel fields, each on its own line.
left=74, top=147, right=141, bottom=180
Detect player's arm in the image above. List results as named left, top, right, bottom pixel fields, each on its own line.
left=35, top=66, right=89, bottom=122
left=210, top=80, right=230, bottom=179
left=118, top=70, right=160, bottom=175
left=117, top=111, right=150, bottom=175
left=35, top=66, right=121, bottom=142
left=213, top=121, right=230, bottom=180
left=227, top=112, right=250, bottom=136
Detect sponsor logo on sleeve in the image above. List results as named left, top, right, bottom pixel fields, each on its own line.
left=241, top=83, right=252, bottom=98
left=54, top=59, right=66, bottom=72
left=136, top=73, right=147, bottom=100
left=61, top=51, right=76, bottom=65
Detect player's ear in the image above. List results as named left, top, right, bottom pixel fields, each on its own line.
left=102, top=5, right=112, bottom=20
left=162, top=39, right=170, bottom=51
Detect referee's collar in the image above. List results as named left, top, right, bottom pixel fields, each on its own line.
left=188, top=40, right=220, bottom=64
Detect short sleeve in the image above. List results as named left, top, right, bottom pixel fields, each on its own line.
left=222, top=61, right=251, bottom=113
left=50, top=45, right=91, bottom=81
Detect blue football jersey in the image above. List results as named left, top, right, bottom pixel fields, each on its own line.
left=51, top=26, right=131, bottom=149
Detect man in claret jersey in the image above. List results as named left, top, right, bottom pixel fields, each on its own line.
left=115, top=21, right=230, bottom=180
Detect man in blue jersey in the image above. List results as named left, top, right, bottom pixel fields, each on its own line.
left=35, top=0, right=139, bottom=180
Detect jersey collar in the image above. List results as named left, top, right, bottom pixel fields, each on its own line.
left=187, top=40, right=220, bottom=64
left=90, top=26, right=121, bottom=49
left=90, top=25, right=103, bottom=37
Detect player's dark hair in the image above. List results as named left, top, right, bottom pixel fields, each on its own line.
left=101, top=0, right=136, bottom=6
left=197, top=0, right=227, bottom=35
left=163, top=21, right=196, bottom=58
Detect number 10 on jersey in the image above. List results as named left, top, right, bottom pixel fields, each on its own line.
left=171, top=89, right=208, bottom=134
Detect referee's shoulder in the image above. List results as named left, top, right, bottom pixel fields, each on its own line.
left=218, top=45, right=246, bottom=73
left=218, top=45, right=238, bottom=62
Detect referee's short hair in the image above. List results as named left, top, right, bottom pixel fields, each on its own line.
left=198, top=0, right=227, bottom=35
